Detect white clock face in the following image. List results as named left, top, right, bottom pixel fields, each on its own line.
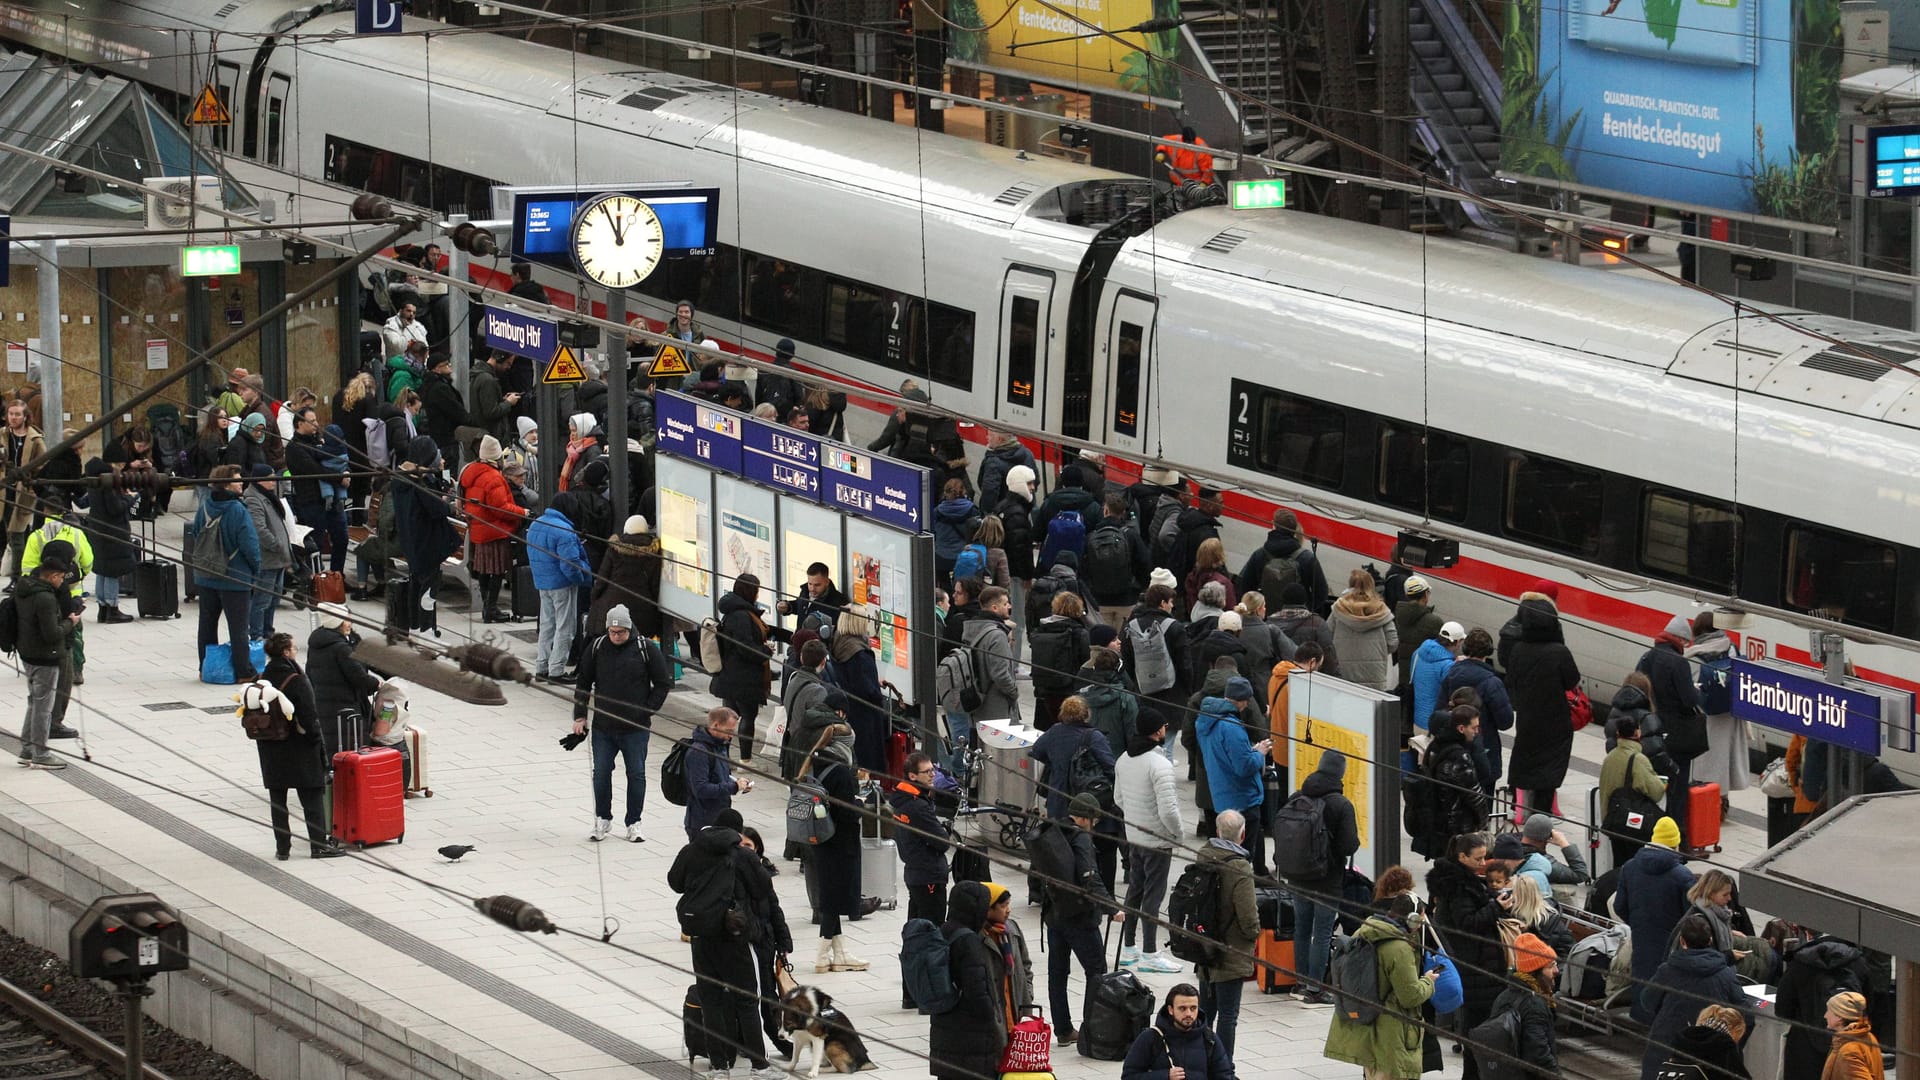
left=569, top=194, right=664, bottom=289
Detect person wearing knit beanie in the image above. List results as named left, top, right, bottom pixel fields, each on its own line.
left=1650, top=816, right=1682, bottom=848
left=1148, top=566, right=1178, bottom=592
left=1822, top=991, right=1883, bottom=1080
left=1483, top=931, right=1561, bottom=1076
left=623, top=514, right=651, bottom=535
left=1511, top=932, right=1555, bottom=975
left=478, top=435, right=503, bottom=463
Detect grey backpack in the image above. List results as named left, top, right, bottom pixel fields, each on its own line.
left=1125, top=617, right=1177, bottom=694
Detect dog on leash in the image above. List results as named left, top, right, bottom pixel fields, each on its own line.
left=778, top=986, right=876, bottom=1077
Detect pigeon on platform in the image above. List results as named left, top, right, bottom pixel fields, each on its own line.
left=437, top=845, right=477, bottom=861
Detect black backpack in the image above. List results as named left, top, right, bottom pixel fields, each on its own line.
left=676, top=857, right=745, bottom=940
left=1026, top=820, right=1089, bottom=919
left=900, top=918, right=964, bottom=1015
left=1272, top=791, right=1333, bottom=880
left=1467, top=1009, right=1525, bottom=1079
left=1167, top=862, right=1228, bottom=964
left=0, top=594, right=18, bottom=657
left=1082, top=523, right=1132, bottom=597
left=1066, top=735, right=1118, bottom=816
left=660, top=739, right=694, bottom=806
left=1258, top=549, right=1307, bottom=605
left=1029, top=622, right=1083, bottom=696
left=1328, top=933, right=1383, bottom=1023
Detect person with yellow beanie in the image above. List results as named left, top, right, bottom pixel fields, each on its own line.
left=979, top=883, right=1035, bottom=1037
left=1824, top=991, right=1885, bottom=1080
left=1616, top=816, right=1698, bottom=1023
left=1482, top=932, right=1558, bottom=1076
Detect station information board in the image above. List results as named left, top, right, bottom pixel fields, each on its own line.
left=1865, top=123, right=1920, bottom=198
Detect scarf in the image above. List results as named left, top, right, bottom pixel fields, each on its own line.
left=1656, top=632, right=1691, bottom=653
left=830, top=628, right=867, bottom=666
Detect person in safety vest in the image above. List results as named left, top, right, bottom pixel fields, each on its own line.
left=1158, top=127, right=1216, bottom=186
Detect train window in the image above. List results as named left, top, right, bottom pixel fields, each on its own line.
left=1785, top=525, right=1897, bottom=630
left=741, top=250, right=808, bottom=337
left=1254, top=391, right=1345, bottom=488
left=1375, top=423, right=1469, bottom=522
left=826, top=278, right=901, bottom=366
left=915, top=300, right=975, bottom=392
left=1112, top=321, right=1143, bottom=437
left=1006, top=296, right=1039, bottom=408
left=640, top=247, right=740, bottom=322
left=1503, top=452, right=1603, bottom=555
left=321, top=135, right=501, bottom=217
left=264, top=74, right=290, bottom=167
left=1641, top=491, right=1739, bottom=590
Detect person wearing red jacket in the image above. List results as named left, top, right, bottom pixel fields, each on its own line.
left=459, top=435, right=527, bottom=623
left=1158, top=127, right=1216, bottom=187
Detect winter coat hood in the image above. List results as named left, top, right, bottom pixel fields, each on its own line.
left=1515, top=597, right=1564, bottom=642
left=1261, top=529, right=1305, bottom=558
left=1331, top=593, right=1393, bottom=625
left=1685, top=631, right=1733, bottom=662
left=1611, top=682, right=1652, bottom=714
left=1414, top=636, right=1454, bottom=667
left=947, top=880, right=991, bottom=932
left=1663, top=947, right=1736, bottom=980
left=404, top=435, right=440, bottom=469
left=693, top=825, right=743, bottom=857
left=935, top=497, right=976, bottom=522
left=1795, top=938, right=1865, bottom=972
left=1301, top=767, right=1344, bottom=799
left=608, top=532, right=660, bottom=556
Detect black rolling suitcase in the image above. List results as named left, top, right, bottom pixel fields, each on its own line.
left=1077, top=927, right=1154, bottom=1060
left=134, top=516, right=179, bottom=619
left=512, top=563, right=538, bottom=619
left=386, top=577, right=412, bottom=633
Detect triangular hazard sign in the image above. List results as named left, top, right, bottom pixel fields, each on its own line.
left=649, top=343, right=691, bottom=378
left=542, top=345, right=587, bottom=384
left=187, top=83, right=231, bottom=126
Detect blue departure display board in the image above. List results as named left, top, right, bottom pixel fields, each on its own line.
left=512, top=188, right=721, bottom=267
left=1867, top=125, right=1920, bottom=198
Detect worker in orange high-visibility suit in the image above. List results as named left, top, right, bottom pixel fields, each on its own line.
left=1158, top=126, right=1216, bottom=186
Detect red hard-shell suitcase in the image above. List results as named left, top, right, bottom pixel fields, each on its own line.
left=332, top=747, right=405, bottom=847
left=1688, top=781, right=1722, bottom=850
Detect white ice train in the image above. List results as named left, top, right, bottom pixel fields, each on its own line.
left=10, top=0, right=1920, bottom=767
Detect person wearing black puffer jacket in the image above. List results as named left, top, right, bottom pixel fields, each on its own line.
left=1427, top=832, right=1512, bottom=1080
left=711, top=574, right=772, bottom=760
left=931, top=881, right=1008, bottom=1080
left=305, top=605, right=382, bottom=759
left=1121, top=984, right=1236, bottom=1080
left=80, top=459, right=136, bottom=623
left=1636, top=614, right=1708, bottom=848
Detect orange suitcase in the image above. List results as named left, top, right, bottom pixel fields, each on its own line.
left=1688, top=781, right=1722, bottom=850
left=1255, top=931, right=1296, bottom=993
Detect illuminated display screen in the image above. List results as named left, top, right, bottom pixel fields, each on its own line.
left=1867, top=125, right=1920, bottom=198
left=512, top=188, right=721, bottom=269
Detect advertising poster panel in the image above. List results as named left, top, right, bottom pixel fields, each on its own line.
left=1287, top=672, right=1401, bottom=880
left=1501, top=0, right=1841, bottom=224
left=948, top=0, right=1183, bottom=101
left=655, top=456, right=714, bottom=625
left=847, top=517, right=917, bottom=702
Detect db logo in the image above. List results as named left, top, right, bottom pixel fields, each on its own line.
left=1745, top=637, right=1769, bottom=661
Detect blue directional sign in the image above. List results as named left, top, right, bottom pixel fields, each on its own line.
left=355, top=0, right=403, bottom=34
left=656, top=390, right=929, bottom=533
left=742, top=416, right=820, bottom=498
left=821, top=444, right=928, bottom=534
left=1730, top=657, right=1890, bottom=756
left=655, top=390, right=743, bottom=475
left=481, top=306, right=557, bottom=362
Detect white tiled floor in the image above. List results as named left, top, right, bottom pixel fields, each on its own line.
left=0, top=510, right=1788, bottom=1079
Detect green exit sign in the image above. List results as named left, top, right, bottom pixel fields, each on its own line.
left=1229, top=178, right=1288, bottom=210
left=180, top=244, right=241, bottom=277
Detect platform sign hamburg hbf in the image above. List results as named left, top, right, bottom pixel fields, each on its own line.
left=1729, top=657, right=1912, bottom=757
left=655, top=390, right=929, bottom=534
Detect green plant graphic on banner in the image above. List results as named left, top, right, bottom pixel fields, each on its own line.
left=1500, top=0, right=1580, bottom=182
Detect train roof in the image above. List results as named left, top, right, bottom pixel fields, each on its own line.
left=1134, top=205, right=1735, bottom=369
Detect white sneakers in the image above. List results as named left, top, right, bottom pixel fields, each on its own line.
left=626, top=823, right=645, bottom=843
left=1119, top=945, right=1142, bottom=967
left=589, top=818, right=611, bottom=841
left=1136, top=952, right=1184, bottom=974
left=748, top=1066, right=785, bottom=1080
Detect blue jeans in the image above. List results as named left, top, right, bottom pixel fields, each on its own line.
left=1046, top=920, right=1107, bottom=1033
left=1199, top=977, right=1244, bottom=1058
left=249, top=568, right=284, bottom=639
left=591, top=724, right=652, bottom=825
left=537, top=587, right=577, bottom=676
left=95, top=574, right=119, bottom=607
left=1293, top=893, right=1340, bottom=985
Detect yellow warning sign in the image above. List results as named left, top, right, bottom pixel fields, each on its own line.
left=187, top=83, right=231, bottom=126
left=542, top=345, right=586, bottom=385
left=648, top=343, right=692, bottom=379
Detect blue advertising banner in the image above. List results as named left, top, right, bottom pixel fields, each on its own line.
left=481, top=306, right=557, bottom=362
left=656, top=391, right=743, bottom=475
left=1501, top=0, right=1841, bottom=225
left=1730, top=657, right=1884, bottom=756
left=656, top=391, right=929, bottom=534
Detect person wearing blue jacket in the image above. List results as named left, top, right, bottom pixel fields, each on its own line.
left=1615, top=816, right=1699, bottom=1023
left=191, top=465, right=262, bottom=680
left=685, top=707, right=748, bottom=840
left=528, top=490, right=593, bottom=682
left=1440, top=628, right=1514, bottom=790
left=1410, top=622, right=1463, bottom=732
left=1196, top=676, right=1272, bottom=873
left=929, top=478, right=980, bottom=586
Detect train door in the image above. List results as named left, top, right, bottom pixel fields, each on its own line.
left=211, top=60, right=242, bottom=153
left=258, top=72, right=291, bottom=167
left=996, top=267, right=1055, bottom=432
left=1100, top=291, right=1156, bottom=458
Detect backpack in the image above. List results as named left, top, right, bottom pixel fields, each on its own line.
left=1698, top=654, right=1733, bottom=715
left=935, top=646, right=985, bottom=713
left=1147, top=494, right=1182, bottom=562
left=238, top=674, right=300, bottom=742
left=0, top=594, right=19, bottom=657
left=786, top=763, right=840, bottom=847
left=1025, top=574, right=1062, bottom=627
left=1166, top=862, right=1228, bottom=964
left=1327, top=933, right=1383, bottom=1024
left=1081, top=523, right=1133, bottom=598
left=1038, top=509, right=1086, bottom=569
left=146, top=403, right=186, bottom=466
left=1125, top=617, right=1178, bottom=695
left=187, top=514, right=230, bottom=579
left=900, top=919, right=964, bottom=1015
left=1025, top=820, right=1089, bottom=919
left=362, top=416, right=389, bottom=471
left=659, top=739, right=694, bottom=805
left=699, top=616, right=724, bottom=672
left=1028, top=621, right=1083, bottom=696
left=1258, top=549, right=1307, bottom=605
left=952, top=543, right=989, bottom=584
left=675, top=857, right=745, bottom=940
left=1466, top=1009, right=1525, bottom=1079
left=1271, top=792, right=1333, bottom=881
left=1066, top=737, right=1118, bottom=815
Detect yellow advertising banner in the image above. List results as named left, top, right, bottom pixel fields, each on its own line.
left=1291, top=714, right=1370, bottom=843
left=947, top=0, right=1181, bottom=101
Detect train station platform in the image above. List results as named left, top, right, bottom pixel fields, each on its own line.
left=0, top=514, right=1779, bottom=1080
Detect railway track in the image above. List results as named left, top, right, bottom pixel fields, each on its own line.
left=0, top=975, right=179, bottom=1080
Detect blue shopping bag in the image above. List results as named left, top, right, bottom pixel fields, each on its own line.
left=1424, top=951, right=1464, bottom=1015
left=201, top=640, right=267, bottom=684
